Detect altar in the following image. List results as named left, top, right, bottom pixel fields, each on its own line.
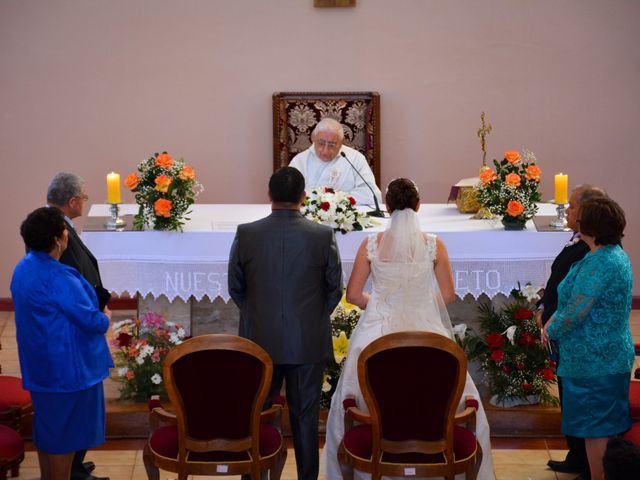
left=83, top=203, right=568, bottom=333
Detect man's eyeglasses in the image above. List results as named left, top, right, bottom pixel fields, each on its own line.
left=315, top=140, right=338, bottom=149
left=75, top=193, right=89, bottom=201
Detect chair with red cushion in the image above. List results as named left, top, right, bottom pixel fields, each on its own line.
left=337, top=331, right=481, bottom=480
left=0, top=342, right=32, bottom=434
left=142, top=334, right=287, bottom=480
left=0, top=343, right=31, bottom=480
left=0, top=424, right=24, bottom=480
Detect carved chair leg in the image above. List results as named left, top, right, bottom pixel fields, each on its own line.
left=337, top=444, right=354, bottom=480
left=270, top=447, right=287, bottom=480
left=142, top=442, right=160, bottom=480
left=470, top=441, right=482, bottom=480
left=10, top=464, right=19, bottom=478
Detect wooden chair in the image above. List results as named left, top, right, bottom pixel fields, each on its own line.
left=272, top=91, right=381, bottom=185
left=0, top=424, right=24, bottom=480
left=143, top=334, right=287, bottom=480
left=337, top=331, right=481, bottom=480
left=0, top=342, right=31, bottom=479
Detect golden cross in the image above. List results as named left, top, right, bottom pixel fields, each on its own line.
left=477, top=111, right=492, bottom=165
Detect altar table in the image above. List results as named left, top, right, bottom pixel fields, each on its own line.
left=82, top=203, right=569, bottom=301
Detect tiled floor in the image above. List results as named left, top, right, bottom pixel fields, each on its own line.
left=2, top=310, right=639, bottom=479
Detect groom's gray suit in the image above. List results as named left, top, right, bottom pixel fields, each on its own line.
left=228, top=208, right=342, bottom=480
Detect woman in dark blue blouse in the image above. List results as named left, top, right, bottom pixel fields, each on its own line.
left=544, top=197, right=633, bottom=480
left=10, top=207, right=113, bottom=480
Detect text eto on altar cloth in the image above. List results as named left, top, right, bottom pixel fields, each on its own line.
left=82, top=203, right=567, bottom=304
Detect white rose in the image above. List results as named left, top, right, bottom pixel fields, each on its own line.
left=151, top=374, right=162, bottom=385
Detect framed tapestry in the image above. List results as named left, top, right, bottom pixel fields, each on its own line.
left=272, top=91, right=380, bottom=185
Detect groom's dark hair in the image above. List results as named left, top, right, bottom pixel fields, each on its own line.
left=269, top=167, right=305, bottom=204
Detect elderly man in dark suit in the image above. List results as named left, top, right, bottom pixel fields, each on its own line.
left=47, top=172, right=111, bottom=480
left=536, top=184, right=606, bottom=480
left=228, top=166, right=343, bottom=480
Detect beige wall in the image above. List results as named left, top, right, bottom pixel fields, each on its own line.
left=1, top=0, right=639, bottom=297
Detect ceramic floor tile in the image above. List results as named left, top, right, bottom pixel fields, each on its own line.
left=491, top=449, right=550, bottom=466
left=0, top=359, right=21, bottom=375
left=86, top=449, right=138, bottom=466
left=89, top=464, right=135, bottom=479
left=12, top=466, right=41, bottom=480
left=494, top=463, right=558, bottom=480
left=20, top=450, right=40, bottom=468
left=548, top=449, right=570, bottom=462
left=131, top=465, right=182, bottom=480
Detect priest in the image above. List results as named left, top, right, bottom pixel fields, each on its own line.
left=289, top=117, right=382, bottom=206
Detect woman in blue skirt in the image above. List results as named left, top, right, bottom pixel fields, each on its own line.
left=10, top=207, right=113, bottom=479
left=544, top=197, right=634, bottom=480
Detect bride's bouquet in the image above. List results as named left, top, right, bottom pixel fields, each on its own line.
left=302, top=187, right=373, bottom=234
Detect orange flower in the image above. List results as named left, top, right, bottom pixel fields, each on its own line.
left=479, top=169, right=497, bottom=185
left=506, top=200, right=524, bottom=217
left=154, top=175, right=172, bottom=193
left=504, top=150, right=521, bottom=164
left=525, top=164, right=541, bottom=182
left=155, top=153, right=173, bottom=168
left=154, top=198, right=173, bottom=218
left=505, top=173, right=521, bottom=187
left=124, top=172, right=140, bottom=189
left=178, top=166, right=195, bottom=181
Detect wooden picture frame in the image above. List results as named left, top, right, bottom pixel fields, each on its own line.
left=272, top=91, right=381, bottom=185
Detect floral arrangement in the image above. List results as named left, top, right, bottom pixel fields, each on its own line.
left=302, top=187, right=373, bottom=234
left=124, top=151, right=203, bottom=231
left=459, top=285, right=558, bottom=407
left=475, top=150, right=542, bottom=227
left=111, top=312, right=186, bottom=401
left=321, top=294, right=362, bottom=409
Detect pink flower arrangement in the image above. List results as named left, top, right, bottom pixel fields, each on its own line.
left=111, top=312, right=186, bottom=401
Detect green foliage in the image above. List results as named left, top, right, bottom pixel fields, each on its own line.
left=462, top=298, right=559, bottom=406
left=475, top=149, right=542, bottom=225
left=320, top=298, right=361, bottom=409
left=110, top=312, right=186, bottom=402
left=126, top=151, right=203, bottom=231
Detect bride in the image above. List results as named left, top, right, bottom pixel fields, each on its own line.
left=323, top=178, right=495, bottom=480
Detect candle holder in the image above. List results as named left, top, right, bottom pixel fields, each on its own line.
left=549, top=202, right=568, bottom=230
left=104, top=203, right=126, bottom=231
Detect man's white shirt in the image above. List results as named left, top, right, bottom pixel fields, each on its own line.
left=289, top=145, right=382, bottom=206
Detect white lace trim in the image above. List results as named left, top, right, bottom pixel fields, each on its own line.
left=368, top=232, right=437, bottom=263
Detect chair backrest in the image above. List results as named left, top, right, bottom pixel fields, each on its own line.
left=358, top=331, right=466, bottom=457
left=163, top=334, right=272, bottom=456
left=272, top=91, right=381, bottom=185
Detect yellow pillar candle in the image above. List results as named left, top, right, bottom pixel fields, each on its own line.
left=107, top=172, right=121, bottom=204
left=554, top=173, right=568, bottom=204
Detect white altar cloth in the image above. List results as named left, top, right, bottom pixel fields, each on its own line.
left=82, top=203, right=568, bottom=302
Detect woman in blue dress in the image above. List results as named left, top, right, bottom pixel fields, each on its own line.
left=543, top=197, right=633, bottom=480
left=10, top=207, right=113, bottom=480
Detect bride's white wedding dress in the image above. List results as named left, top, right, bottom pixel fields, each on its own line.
left=323, top=209, right=495, bottom=480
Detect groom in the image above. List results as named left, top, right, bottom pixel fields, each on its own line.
left=228, top=166, right=343, bottom=480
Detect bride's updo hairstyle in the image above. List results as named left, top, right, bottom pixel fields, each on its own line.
left=385, top=178, right=420, bottom=213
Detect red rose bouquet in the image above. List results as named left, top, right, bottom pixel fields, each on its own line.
left=302, top=187, right=372, bottom=234
left=461, top=285, right=558, bottom=406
